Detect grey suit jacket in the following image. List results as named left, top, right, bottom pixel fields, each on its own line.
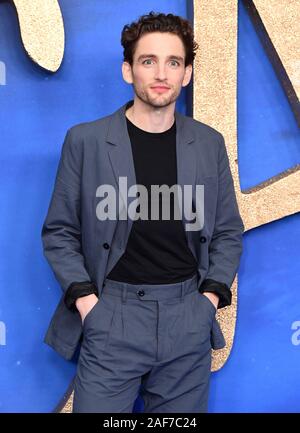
left=41, top=100, right=244, bottom=360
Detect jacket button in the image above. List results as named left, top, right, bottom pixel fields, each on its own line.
left=138, top=289, right=145, bottom=297
left=200, top=236, right=206, bottom=243
left=103, top=243, right=110, bottom=249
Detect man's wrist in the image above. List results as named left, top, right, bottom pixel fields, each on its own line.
left=198, top=279, right=231, bottom=309
left=75, top=293, right=98, bottom=310
left=64, top=281, right=99, bottom=312
left=202, top=291, right=219, bottom=309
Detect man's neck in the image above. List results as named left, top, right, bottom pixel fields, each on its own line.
left=125, top=98, right=175, bottom=133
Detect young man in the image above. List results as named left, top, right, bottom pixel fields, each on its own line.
left=41, top=12, right=244, bottom=413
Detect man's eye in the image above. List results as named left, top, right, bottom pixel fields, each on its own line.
left=141, top=59, right=180, bottom=66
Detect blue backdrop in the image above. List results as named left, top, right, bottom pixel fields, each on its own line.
left=0, top=0, right=299, bottom=412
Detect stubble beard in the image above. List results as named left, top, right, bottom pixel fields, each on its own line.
left=132, top=82, right=180, bottom=109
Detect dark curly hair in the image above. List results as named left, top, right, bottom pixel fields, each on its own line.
left=121, top=11, right=198, bottom=67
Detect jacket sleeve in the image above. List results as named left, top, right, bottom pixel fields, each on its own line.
left=199, top=133, right=244, bottom=308
left=64, top=281, right=98, bottom=312
left=198, top=279, right=232, bottom=309
left=41, top=128, right=96, bottom=307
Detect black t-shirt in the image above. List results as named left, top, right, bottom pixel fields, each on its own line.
left=106, top=114, right=198, bottom=284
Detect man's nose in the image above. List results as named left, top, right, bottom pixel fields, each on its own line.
left=154, top=63, right=167, bottom=80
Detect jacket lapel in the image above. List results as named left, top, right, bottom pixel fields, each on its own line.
left=106, top=101, right=137, bottom=243
left=105, top=100, right=196, bottom=245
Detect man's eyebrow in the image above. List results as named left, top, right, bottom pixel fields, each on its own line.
left=137, top=54, right=184, bottom=62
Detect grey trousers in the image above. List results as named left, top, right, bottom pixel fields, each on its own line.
left=72, top=273, right=217, bottom=413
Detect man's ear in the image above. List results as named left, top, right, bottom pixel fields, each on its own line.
left=182, top=64, right=193, bottom=87
left=122, top=61, right=133, bottom=84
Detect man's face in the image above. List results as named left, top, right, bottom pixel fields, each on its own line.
left=122, top=32, right=193, bottom=108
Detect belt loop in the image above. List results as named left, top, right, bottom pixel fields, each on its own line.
left=122, top=284, right=128, bottom=304
left=180, top=281, right=184, bottom=302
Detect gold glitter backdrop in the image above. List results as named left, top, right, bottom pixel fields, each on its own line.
left=12, top=0, right=64, bottom=72
left=193, top=0, right=300, bottom=373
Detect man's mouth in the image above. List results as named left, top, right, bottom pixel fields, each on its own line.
left=150, top=86, right=170, bottom=93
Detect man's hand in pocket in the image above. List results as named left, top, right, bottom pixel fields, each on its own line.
left=75, top=293, right=99, bottom=324
left=202, top=292, right=219, bottom=310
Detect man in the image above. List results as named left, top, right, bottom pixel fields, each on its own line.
left=41, top=11, right=244, bottom=413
